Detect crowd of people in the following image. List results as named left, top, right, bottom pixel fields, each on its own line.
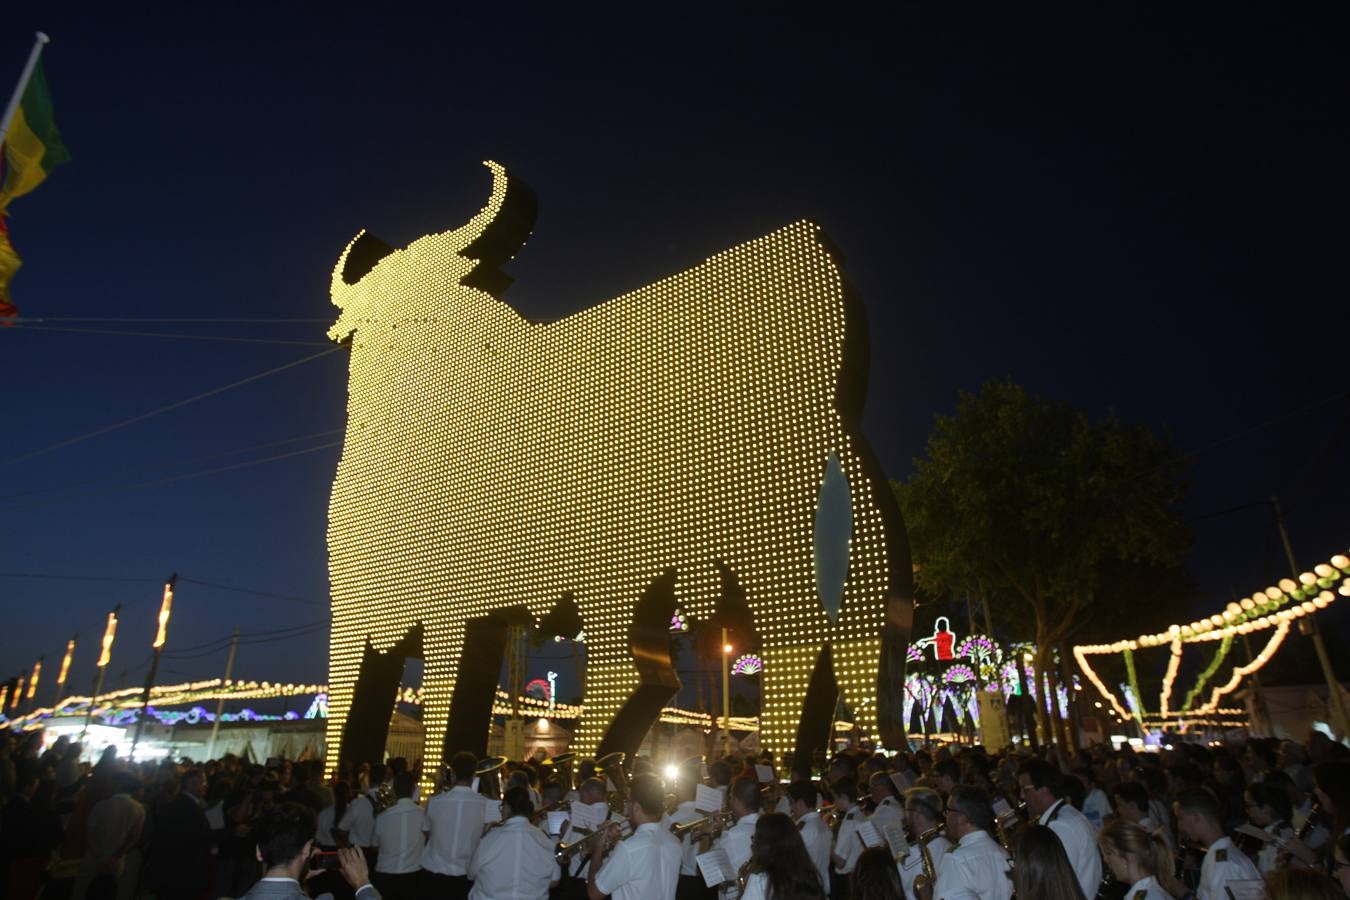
left=2, top=728, right=1349, bottom=900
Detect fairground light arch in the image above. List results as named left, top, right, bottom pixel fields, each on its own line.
left=322, top=161, right=912, bottom=777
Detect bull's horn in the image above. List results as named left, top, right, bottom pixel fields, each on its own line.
left=455, top=160, right=511, bottom=249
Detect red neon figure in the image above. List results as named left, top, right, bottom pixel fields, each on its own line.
left=932, top=617, right=956, bottom=660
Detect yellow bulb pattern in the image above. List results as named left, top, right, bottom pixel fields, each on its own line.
left=324, top=162, right=904, bottom=773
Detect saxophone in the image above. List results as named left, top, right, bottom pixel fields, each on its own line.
left=917, top=825, right=944, bottom=886
left=736, top=859, right=754, bottom=896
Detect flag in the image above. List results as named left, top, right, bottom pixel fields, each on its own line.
left=0, top=59, right=70, bottom=208
left=0, top=215, right=19, bottom=321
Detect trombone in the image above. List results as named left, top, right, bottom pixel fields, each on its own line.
left=670, top=810, right=734, bottom=839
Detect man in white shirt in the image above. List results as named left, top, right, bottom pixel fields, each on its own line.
left=423, top=753, right=500, bottom=900
left=920, top=786, right=1011, bottom=900
left=372, top=773, right=425, bottom=900
left=829, top=778, right=863, bottom=900
left=900, top=788, right=950, bottom=900
left=560, top=778, right=625, bottom=896
left=700, top=777, right=762, bottom=900
left=468, top=786, right=558, bottom=900
left=663, top=761, right=707, bottom=900
left=1073, top=768, right=1112, bottom=831
left=868, top=772, right=905, bottom=835
left=1174, top=790, right=1260, bottom=900
left=588, top=774, right=682, bottom=900
left=338, top=762, right=383, bottom=869
left=787, top=782, right=831, bottom=890
left=1017, top=761, right=1100, bottom=899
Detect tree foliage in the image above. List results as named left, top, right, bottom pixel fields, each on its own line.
left=894, top=379, right=1191, bottom=742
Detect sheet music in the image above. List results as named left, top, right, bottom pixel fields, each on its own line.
left=890, top=771, right=912, bottom=794
left=856, top=821, right=885, bottom=848
left=546, top=810, right=568, bottom=837
left=881, top=822, right=909, bottom=857
left=696, top=784, right=726, bottom=813
left=569, top=800, right=601, bottom=831
left=991, top=798, right=1013, bottom=819
left=755, top=765, right=775, bottom=783
left=696, top=848, right=734, bottom=888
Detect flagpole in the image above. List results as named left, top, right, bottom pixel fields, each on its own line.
left=0, top=32, right=50, bottom=150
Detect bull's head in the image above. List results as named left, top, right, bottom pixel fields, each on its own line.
left=328, top=160, right=538, bottom=343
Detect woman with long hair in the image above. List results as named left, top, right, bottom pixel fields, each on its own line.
left=1098, top=820, right=1174, bottom=900
left=741, top=812, right=828, bottom=900
left=850, top=848, right=904, bottom=900
left=1013, top=825, right=1087, bottom=900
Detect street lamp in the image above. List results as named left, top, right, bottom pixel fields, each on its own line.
left=721, top=629, right=732, bottom=755
left=131, top=575, right=176, bottom=758
left=81, top=606, right=120, bottom=742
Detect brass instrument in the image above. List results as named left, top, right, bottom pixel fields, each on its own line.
left=531, top=797, right=569, bottom=826
left=543, top=752, right=576, bottom=792
left=476, top=755, right=507, bottom=800
left=993, top=801, right=1026, bottom=850
left=555, top=826, right=601, bottom=863
left=598, top=751, right=630, bottom=812
left=736, top=859, right=754, bottom=895
left=370, top=779, right=397, bottom=814
left=671, top=812, right=732, bottom=839
left=917, top=825, right=945, bottom=885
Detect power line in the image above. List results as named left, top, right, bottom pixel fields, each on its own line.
left=8, top=346, right=343, bottom=465
left=177, top=577, right=326, bottom=608
left=11, top=324, right=332, bottom=346
left=14, top=317, right=331, bottom=324
left=0, top=429, right=344, bottom=504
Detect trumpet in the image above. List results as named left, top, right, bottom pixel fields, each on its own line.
left=674, top=811, right=734, bottom=839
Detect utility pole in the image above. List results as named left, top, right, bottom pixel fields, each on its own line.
left=54, top=635, right=77, bottom=707
left=130, top=575, right=176, bottom=759
left=1272, top=497, right=1350, bottom=742
left=721, top=627, right=733, bottom=755
left=205, top=628, right=239, bottom=760
left=81, top=605, right=121, bottom=742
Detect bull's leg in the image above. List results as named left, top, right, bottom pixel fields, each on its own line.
left=324, top=632, right=363, bottom=780
left=828, top=636, right=885, bottom=746
left=572, top=638, right=641, bottom=759
left=758, top=639, right=830, bottom=762
left=417, top=623, right=464, bottom=792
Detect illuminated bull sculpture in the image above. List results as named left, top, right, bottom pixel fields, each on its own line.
left=324, top=161, right=911, bottom=772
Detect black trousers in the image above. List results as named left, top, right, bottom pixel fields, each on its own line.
left=552, top=874, right=589, bottom=900
left=677, top=873, right=716, bottom=900
left=829, top=869, right=850, bottom=900
left=421, top=871, right=471, bottom=900
left=374, top=871, right=421, bottom=900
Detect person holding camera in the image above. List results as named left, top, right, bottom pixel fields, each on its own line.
left=241, top=802, right=380, bottom=900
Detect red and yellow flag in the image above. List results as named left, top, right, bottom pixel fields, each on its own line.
left=1, top=52, right=70, bottom=322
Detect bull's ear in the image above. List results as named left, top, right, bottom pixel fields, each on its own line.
left=341, top=231, right=396, bottom=285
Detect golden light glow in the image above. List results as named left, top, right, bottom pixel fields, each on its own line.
left=1075, top=546, right=1348, bottom=722
left=56, top=638, right=75, bottom=690
left=26, top=660, right=40, bottom=700
left=97, top=611, right=118, bottom=668
left=153, top=581, right=174, bottom=650
left=723, top=644, right=734, bottom=655
left=323, top=161, right=899, bottom=768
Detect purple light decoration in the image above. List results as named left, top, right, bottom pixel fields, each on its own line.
left=732, top=654, right=762, bottom=676
left=943, top=664, right=977, bottom=684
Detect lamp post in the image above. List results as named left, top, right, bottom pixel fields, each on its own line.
left=721, top=628, right=733, bottom=755
left=25, top=657, right=42, bottom=714
left=81, top=606, right=121, bottom=742
left=130, top=575, right=176, bottom=759
left=54, top=635, right=76, bottom=707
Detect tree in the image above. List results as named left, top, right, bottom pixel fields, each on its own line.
left=894, top=379, right=1190, bottom=746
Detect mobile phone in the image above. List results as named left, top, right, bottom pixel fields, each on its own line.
left=312, top=851, right=341, bottom=871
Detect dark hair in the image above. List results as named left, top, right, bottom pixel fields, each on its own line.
left=630, top=773, right=665, bottom=818
left=503, top=785, right=533, bottom=818
left=709, top=760, right=732, bottom=787
left=787, top=781, right=818, bottom=809
left=832, top=777, right=858, bottom=803
left=333, top=780, right=350, bottom=826
left=1014, top=824, right=1086, bottom=900
left=750, top=812, right=826, bottom=900
left=731, top=775, right=762, bottom=813
left=868, top=772, right=897, bottom=799
left=1018, top=760, right=1063, bottom=798
left=387, top=757, right=408, bottom=777
left=369, top=763, right=387, bottom=785
left=393, top=772, right=415, bottom=799
left=1175, top=789, right=1221, bottom=824
left=1246, top=782, right=1293, bottom=824
left=541, top=779, right=565, bottom=804
left=451, top=752, right=477, bottom=782
left=933, top=760, right=960, bottom=782
left=850, top=847, right=904, bottom=900
left=1264, top=867, right=1342, bottom=900
left=947, top=785, right=996, bottom=833
left=255, top=802, right=317, bottom=869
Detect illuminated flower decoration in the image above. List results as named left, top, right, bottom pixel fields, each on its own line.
left=906, top=644, right=924, bottom=663
left=524, top=678, right=552, bottom=702
left=732, top=654, right=763, bottom=676
left=943, top=664, right=977, bottom=685
left=670, top=611, right=688, bottom=632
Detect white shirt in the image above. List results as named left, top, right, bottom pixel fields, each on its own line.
left=871, top=797, right=905, bottom=834
left=1039, top=800, right=1101, bottom=900
left=716, top=812, right=759, bottom=900
left=796, top=812, right=831, bottom=889
left=740, top=871, right=769, bottom=900
left=663, top=799, right=702, bottom=877
left=563, top=806, right=623, bottom=878
left=900, top=834, right=951, bottom=900
left=468, top=817, right=557, bottom=900
left=932, top=829, right=1011, bottom=900
left=1081, top=789, right=1112, bottom=830
left=374, top=797, right=426, bottom=874
left=422, top=785, right=499, bottom=876
left=338, top=793, right=377, bottom=847
left=834, top=807, right=864, bottom=874
left=774, top=796, right=791, bottom=816
left=1197, top=836, right=1259, bottom=900
left=594, top=821, right=682, bottom=900
left=316, top=805, right=336, bottom=846
left=1255, top=821, right=1292, bottom=874
left=1125, top=875, right=1173, bottom=900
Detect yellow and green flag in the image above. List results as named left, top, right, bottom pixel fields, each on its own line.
left=1, top=59, right=70, bottom=209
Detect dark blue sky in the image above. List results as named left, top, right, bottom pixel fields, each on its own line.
left=3, top=7, right=1346, bottom=705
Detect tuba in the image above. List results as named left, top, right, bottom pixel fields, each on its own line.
left=476, top=756, right=507, bottom=801
left=597, top=751, right=630, bottom=813
left=544, top=752, right=577, bottom=793
left=370, top=779, right=397, bottom=815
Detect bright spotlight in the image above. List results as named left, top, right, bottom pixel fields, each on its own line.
left=663, top=764, right=680, bottom=782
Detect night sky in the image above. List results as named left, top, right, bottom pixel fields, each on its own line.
left=3, top=8, right=1347, bottom=710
